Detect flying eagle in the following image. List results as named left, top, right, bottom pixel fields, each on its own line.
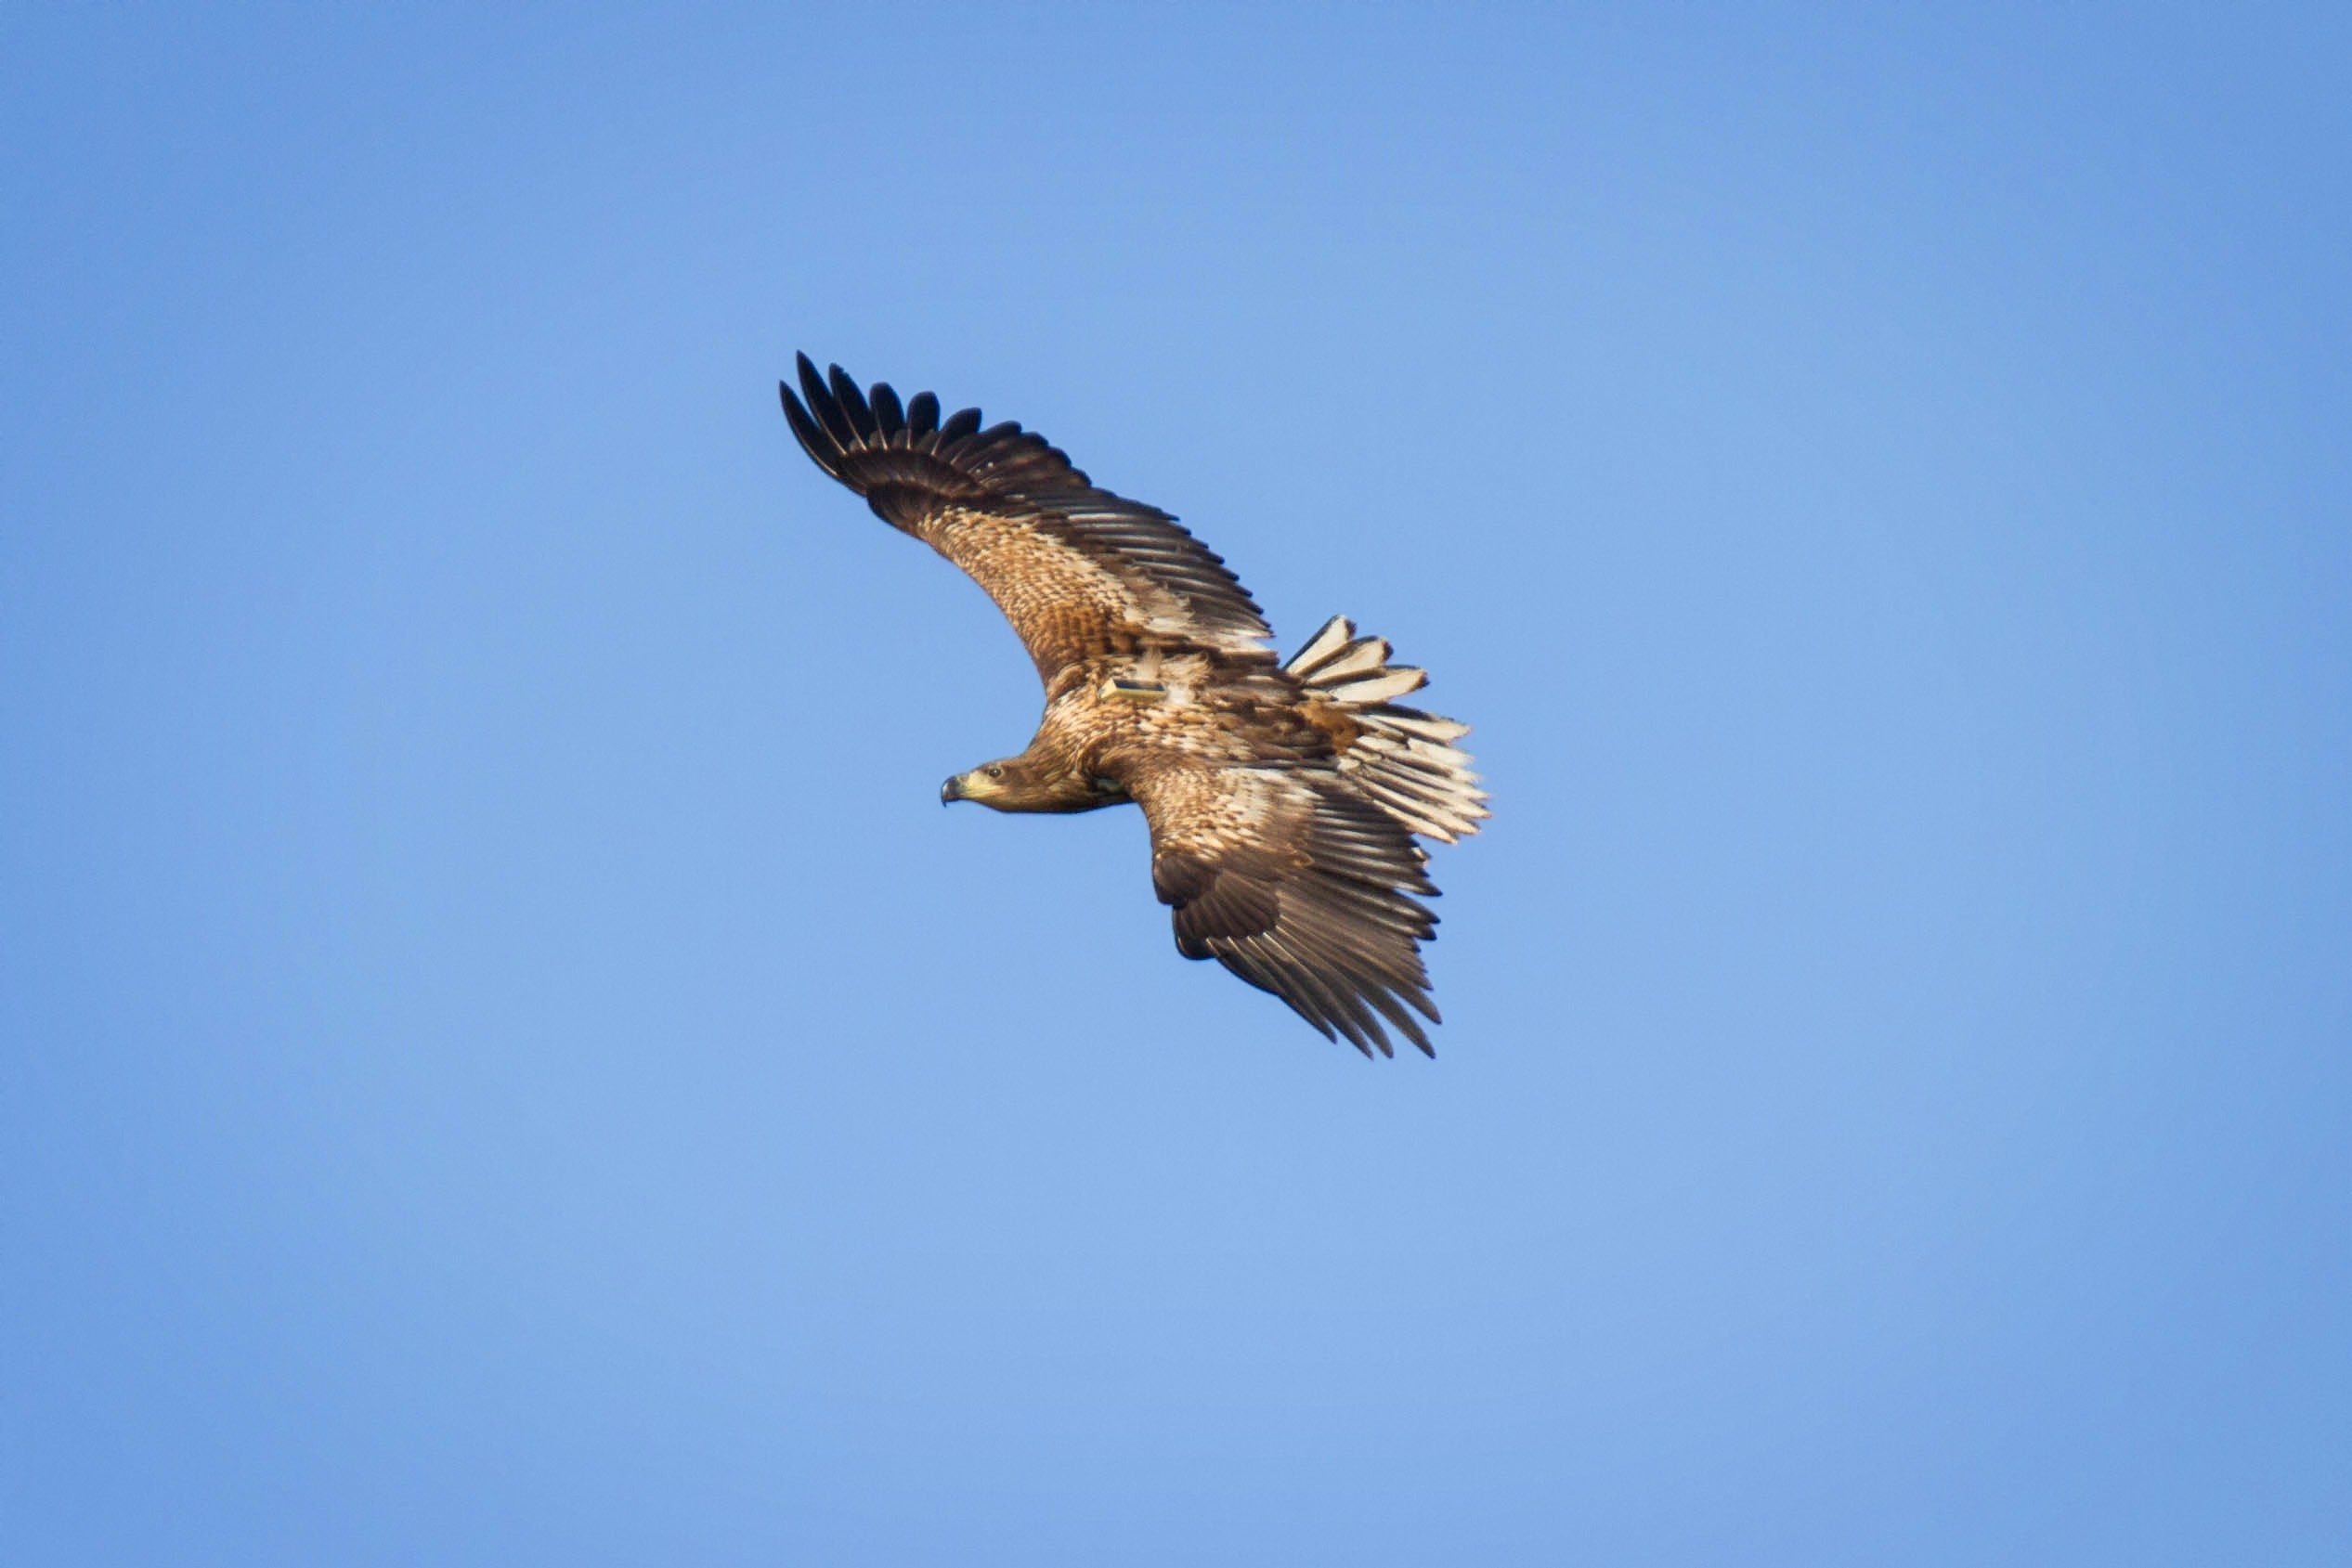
left=779, top=356, right=1488, bottom=1056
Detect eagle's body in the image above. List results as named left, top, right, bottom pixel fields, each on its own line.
left=781, top=356, right=1487, bottom=1056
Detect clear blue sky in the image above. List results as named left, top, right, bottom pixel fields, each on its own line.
left=4, top=6, right=2347, bottom=1563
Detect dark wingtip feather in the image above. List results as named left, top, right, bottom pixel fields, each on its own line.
left=907, top=390, right=941, bottom=435
left=827, top=365, right=877, bottom=442
left=798, top=356, right=855, bottom=447
left=871, top=382, right=905, bottom=439
left=794, top=353, right=828, bottom=413
left=779, top=381, right=841, bottom=476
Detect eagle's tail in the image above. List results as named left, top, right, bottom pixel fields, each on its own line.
left=1285, top=616, right=1489, bottom=844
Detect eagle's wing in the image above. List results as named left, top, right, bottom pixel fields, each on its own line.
left=781, top=356, right=1272, bottom=683
left=1127, top=758, right=1443, bottom=1057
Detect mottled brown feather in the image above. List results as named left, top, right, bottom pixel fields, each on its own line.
left=1124, top=758, right=1440, bottom=1057
left=781, top=356, right=1270, bottom=684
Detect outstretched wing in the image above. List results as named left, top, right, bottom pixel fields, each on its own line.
left=1128, top=758, right=1443, bottom=1057
left=780, top=356, right=1272, bottom=683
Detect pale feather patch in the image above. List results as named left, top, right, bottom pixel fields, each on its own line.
left=1309, top=639, right=1395, bottom=684
left=1325, top=667, right=1427, bottom=705
left=1283, top=618, right=1488, bottom=842
left=1286, top=615, right=1356, bottom=674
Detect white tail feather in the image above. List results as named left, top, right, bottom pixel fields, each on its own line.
left=1288, top=615, right=1356, bottom=672
left=1327, top=667, right=1428, bottom=706
left=1284, top=616, right=1489, bottom=843
left=1312, top=640, right=1393, bottom=683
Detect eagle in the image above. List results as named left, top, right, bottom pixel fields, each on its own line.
left=780, top=356, right=1488, bottom=1056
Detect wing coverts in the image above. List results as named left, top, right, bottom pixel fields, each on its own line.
left=782, top=356, right=1270, bottom=680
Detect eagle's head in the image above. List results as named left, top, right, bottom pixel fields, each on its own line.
left=941, top=759, right=1023, bottom=808
left=942, top=758, right=1124, bottom=813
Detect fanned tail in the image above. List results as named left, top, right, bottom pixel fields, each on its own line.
left=1285, top=616, right=1489, bottom=844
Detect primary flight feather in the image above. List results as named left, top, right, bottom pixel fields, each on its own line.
left=779, top=356, right=1488, bottom=1056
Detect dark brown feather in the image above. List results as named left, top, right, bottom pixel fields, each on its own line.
left=1130, top=762, right=1441, bottom=1058
left=780, top=356, right=1271, bottom=680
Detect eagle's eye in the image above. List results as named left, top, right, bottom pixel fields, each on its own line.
left=985, top=764, right=1004, bottom=780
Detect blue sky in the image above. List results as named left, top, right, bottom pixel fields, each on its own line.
left=4, top=5, right=2347, bottom=1563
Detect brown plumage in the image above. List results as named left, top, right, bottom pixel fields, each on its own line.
left=779, top=356, right=1488, bottom=1056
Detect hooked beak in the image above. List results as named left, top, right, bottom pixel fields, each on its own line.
left=941, top=774, right=963, bottom=806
